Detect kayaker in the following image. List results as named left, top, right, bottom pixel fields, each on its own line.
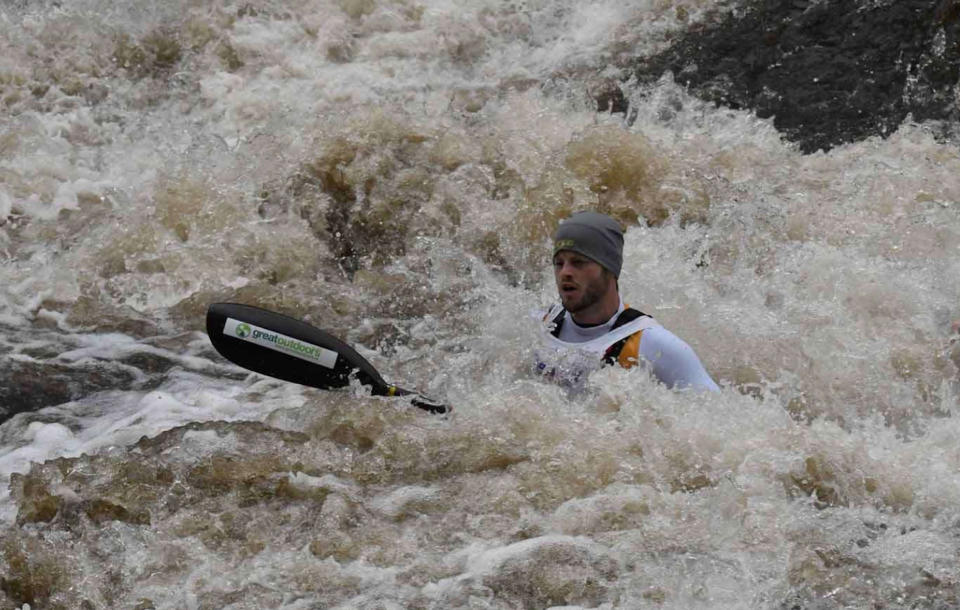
left=536, top=210, right=719, bottom=392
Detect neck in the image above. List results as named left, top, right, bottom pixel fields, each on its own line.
left=570, top=291, right=621, bottom=326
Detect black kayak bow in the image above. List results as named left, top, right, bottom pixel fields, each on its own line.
left=206, top=303, right=448, bottom=414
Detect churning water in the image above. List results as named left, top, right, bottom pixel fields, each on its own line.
left=1, top=0, right=959, bottom=608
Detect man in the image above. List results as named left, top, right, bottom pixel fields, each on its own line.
left=536, top=211, right=719, bottom=392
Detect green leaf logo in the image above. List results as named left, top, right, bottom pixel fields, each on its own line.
left=235, top=323, right=251, bottom=338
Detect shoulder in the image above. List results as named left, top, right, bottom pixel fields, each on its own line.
left=638, top=325, right=698, bottom=358
left=637, top=326, right=719, bottom=392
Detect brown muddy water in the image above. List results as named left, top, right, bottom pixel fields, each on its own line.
left=1, top=0, right=959, bottom=608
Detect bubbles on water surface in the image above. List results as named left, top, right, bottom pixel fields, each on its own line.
left=0, top=0, right=959, bottom=607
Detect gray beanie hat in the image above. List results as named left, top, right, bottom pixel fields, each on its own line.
left=553, top=211, right=624, bottom=277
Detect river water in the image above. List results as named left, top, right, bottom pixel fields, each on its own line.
left=1, top=0, right=959, bottom=608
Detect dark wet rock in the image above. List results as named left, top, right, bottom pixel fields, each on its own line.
left=633, top=0, right=960, bottom=152
left=0, top=345, right=254, bottom=423
left=0, top=358, right=139, bottom=422
left=0, top=318, right=252, bottom=424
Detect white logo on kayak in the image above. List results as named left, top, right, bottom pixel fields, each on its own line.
left=222, top=318, right=338, bottom=369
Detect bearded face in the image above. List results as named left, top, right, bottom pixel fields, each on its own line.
left=553, top=251, right=617, bottom=318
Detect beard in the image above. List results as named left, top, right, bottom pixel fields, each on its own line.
left=559, top=273, right=609, bottom=315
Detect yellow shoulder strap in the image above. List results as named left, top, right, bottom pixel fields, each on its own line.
left=616, top=331, right=643, bottom=369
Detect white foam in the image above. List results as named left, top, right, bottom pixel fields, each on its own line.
left=0, top=0, right=957, bottom=606
left=371, top=485, right=440, bottom=519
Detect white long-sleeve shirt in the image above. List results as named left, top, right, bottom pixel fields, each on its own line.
left=538, top=301, right=719, bottom=393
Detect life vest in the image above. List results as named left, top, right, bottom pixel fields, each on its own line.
left=535, top=305, right=660, bottom=389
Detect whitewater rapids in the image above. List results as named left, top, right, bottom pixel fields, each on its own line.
left=0, top=0, right=958, bottom=608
